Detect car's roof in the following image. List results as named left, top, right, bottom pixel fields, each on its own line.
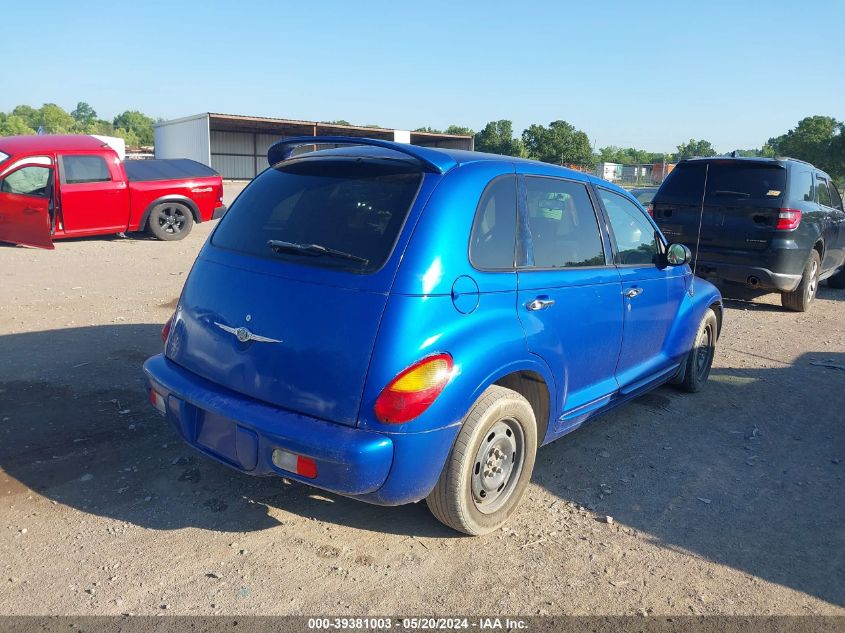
left=680, top=156, right=812, bottom=169
left=290, top=142, right=628, bottom=195
left=0, top=134, right=111, bottom=155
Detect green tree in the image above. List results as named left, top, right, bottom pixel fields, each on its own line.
left=676, top=139, right=717, bottom=159
left=38, top=103, right=77, bottom=133
left=323, top=119, right=352, bottom=126
left=0, top=114, right=35, bottom=136
left=112, top=127, right=141, bottom=147
left=767, top=116, right=844, bottom=182
left=112, top=110, right=155, bottom=145
left=444, top=125, right=474, bottom=136
left=474, top=120, right=524, bottom=157
left=522, top=120, right=592, bottom=165
left=71, top=102, right=97, bottom=126
left=414, top=126, right=442, bottom=133
left=11, top=105, right=40, bottom=129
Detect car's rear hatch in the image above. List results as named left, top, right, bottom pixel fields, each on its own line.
left=653, top=160, right=787, bottom=252
left=165, top=154, right=428, bottom=427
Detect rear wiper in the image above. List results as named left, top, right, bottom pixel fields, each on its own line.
left=708, top=190, right=750, bottom=197
left=267, top=239, right=369, bottom=265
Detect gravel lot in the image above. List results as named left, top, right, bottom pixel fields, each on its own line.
left=1, top=183, right=843, bottom=616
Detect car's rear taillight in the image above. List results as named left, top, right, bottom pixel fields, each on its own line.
left=647, top=203, right=654, bottom=217
left=161, top=313, right=175, bottom=344
left=775, top=208, right=802, bottom=230
left=271, top=449, right=317, bottom=479
left=374, top=353, right=454, bottom=424
left=217, top=185, right=224, bottom=205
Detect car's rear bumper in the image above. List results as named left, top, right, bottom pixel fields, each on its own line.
left=695, top=260, right=802, bottom=292
left=212, top=205, right=228, bottom=220
left=142, top=354, right=458, bottom=505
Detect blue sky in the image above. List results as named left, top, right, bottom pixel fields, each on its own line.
left=2, top=0, right=843, bottom=153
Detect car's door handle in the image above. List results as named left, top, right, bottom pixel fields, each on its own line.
left=526, top=296, right=555, bottom=311
left=624, top=287, right=643, bottom=298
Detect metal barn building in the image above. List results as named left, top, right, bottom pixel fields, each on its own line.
left=154, top=113, right=474, bottom=180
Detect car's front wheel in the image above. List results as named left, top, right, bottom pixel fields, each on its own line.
left=426, top=386, right=537, bottom=535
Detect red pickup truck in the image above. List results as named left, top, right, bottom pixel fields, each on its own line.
left=0, top=135, right=225, bottom=249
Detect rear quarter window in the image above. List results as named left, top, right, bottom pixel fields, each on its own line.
left=212, top=158, right=422, bottom=273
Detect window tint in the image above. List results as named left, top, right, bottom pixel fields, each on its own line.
left=659, top=162, right=786, bottom=204
left=212, top=158, right=422, bottom=273
left=0, top=166, right=51, bottom=197
left=524, top=177, right=605, bottom=268
left=829, top=182, right=844, bottom=211
left=62, top=155, right=111, bottom=184
left=816, top=177, right=832, bottom=207
left=598, top=189, right=659, bottom=265
left=470, top=175, right=517, bottom=269
left=792, top=171, right=815, bottom=202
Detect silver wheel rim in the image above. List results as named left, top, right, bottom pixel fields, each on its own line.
left=471, top=418, right=525, bottom=514
left=807, top=260, right=818, bottom=302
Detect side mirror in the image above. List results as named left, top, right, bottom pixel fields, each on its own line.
left=666, top=243, right=692, bottom=266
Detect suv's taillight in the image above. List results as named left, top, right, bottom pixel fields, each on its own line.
left=775, top=208, right=802, bottom=230
left=374, top=353, right=454, bottom=424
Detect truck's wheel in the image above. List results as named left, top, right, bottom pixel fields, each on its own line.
left=426, top=386, right=537, bottom=536
left=673, top=308, right=718, bottom=393
left=781, top=250, right=820, bottom=312
left=827, top=266, right=845, bottom=289
left=148, top=202, right=194, bottom=241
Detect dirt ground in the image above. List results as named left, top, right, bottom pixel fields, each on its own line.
left=1, top=184, right=843, bottom=616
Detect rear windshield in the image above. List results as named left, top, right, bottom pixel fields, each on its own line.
left=658, top=162, right=787, bottom=205
left=212, top=158, right=422, bottom=273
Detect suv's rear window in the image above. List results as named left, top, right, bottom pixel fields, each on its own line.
left=212, top=158, right=422, bottom=273
left=659, top=162, right=787, bottom=204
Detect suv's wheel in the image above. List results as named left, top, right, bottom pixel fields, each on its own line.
left=827, top=266, right=845, bottom=289
left=781, top=250, right=820, bottom=312
left=673, top=307, right=718, bottom=393
left=426, top=385, right=537, bottom=535
left=147, top=202, right=194, bottom=241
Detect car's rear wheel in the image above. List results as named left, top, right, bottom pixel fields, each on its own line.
left=426, top=385, right=537, bottom=535
left=781, top=250, right=820, bottom=312
left=148, top=202, right=194, bottom=241
left=674, top=307, right=718, bottom=393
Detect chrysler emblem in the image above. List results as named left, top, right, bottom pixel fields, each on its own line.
left=214, top=322, right=282, bottom=344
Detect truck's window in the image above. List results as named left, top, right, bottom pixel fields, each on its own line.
left=470, top=175, right=517, bottom=270
left=598, top=188, right=659, bottom=266
left=816, top=177, right=832, bottom=207
left=0, top=166, right=51, bottom=197
left=212, top=158, right=422, bottom=273
left=62, top=155, right=111, bottom=184
left=523, top=177, right=605, bottom=269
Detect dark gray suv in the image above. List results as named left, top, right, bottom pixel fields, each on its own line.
left=653, top=157, right=845, bottom=311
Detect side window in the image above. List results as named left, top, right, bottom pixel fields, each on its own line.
left=469, top=175, right=517, bottom=269
left=598, top=188, right=659, bottom=266
left=523, top=177, right=605, bottom=268
left=816, top=177, right=832, bottom=207
left=0, top=166, right=51, bottom=197
left=829, top=182, right=844, bottom=211
left=792, top=171, right=815, bottom=202
left=62, top=155, right=111, bottom=184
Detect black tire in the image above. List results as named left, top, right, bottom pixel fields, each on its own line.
left=147, top=202, right=194, bottom=241
left=781, top=250, right=820, bottom=312
left=674, top=307, right=718, bottom=393
left=426, top=385, right=537, bottom=536
left=827, top=266, right=845, bottom=289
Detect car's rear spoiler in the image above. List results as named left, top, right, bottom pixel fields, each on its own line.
left=267, top=136, right=457, bottom=174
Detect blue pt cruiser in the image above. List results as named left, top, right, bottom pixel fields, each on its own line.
left=144, top=137, right=722, bottom=535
